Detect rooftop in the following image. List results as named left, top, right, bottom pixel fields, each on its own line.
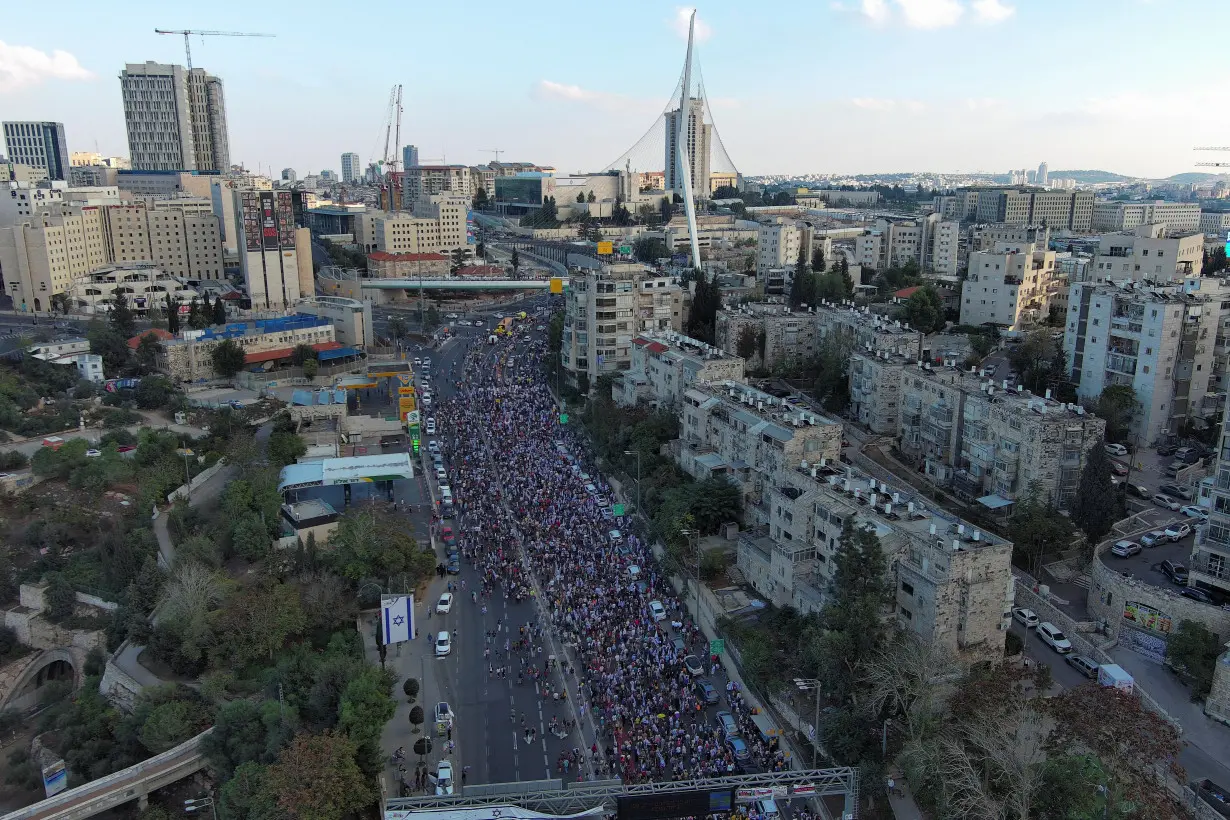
left=368, top=251, right=449, bottom=262
left=688, top=380, right=840, bottom=433
left=633, top=330, right=737, bottom=365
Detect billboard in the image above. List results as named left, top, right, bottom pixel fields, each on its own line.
left=466, top=210, right=477, bottom=245
left=42, top=759, right=67, bottom=798
left=277, top=191, right=295, bottom=247
left=241, top=191, right=261, bottom=251
left=260, top=191, right=279, bottom=250
left=617, top=789, right=733, bottom=820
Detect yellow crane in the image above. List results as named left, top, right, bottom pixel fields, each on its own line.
left=154, top=29, right=275, bottom=69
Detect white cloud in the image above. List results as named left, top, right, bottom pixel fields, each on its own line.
left=0, top=41, right=93, bottom=93
left=972, top=0, right=1016, bottom=23
left=851, top=97, right=925, bottom=111
left=537, top=80, right=600, bottom=103
left=896, top=0, right=964, bottom=28
left=670, top=7, right=713, bottom=42
left=859, top=0, right=891, bottom=24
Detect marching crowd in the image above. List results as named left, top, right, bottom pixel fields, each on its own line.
left=432, top=315, right=789, bottom=784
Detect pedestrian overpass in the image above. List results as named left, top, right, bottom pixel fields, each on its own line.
left=359, top=278, right=563, bottom=292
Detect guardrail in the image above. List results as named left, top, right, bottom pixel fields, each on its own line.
left=0, top=729, right=212, bottom=820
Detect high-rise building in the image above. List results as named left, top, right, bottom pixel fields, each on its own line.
left=664, top=98, right=711, bottom=199
left=402, top=166, right=473, bottom=209
left=403, top=145, right=419, bottom=170
left=2, top=122, right=69, bottom=181
left=119, top=62, right=230, bottom=172
left=281, top=168, right=297, bottom=184
left=1037, top=161, right=1049, bottom=187
left=340, top=153, right=360, bottom=184
left=234, top=189, right=310, bottom=310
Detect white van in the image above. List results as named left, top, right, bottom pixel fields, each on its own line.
left=435, top=631, right=452, bottom=657
left=754, top=800, right=780, bottom=819
left=1037, top=622, right=1073, bottom=654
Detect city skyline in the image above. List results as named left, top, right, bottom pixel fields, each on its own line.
left=2, top=0, right=1229, bottom=179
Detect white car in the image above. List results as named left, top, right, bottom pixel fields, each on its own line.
left=435, top=466, right=447, bottom=481
left=426, top=418, right=437, bottom=435
left=1152, top=494, right=1181, bottom=511
left=413, top=357, right=422, bottom=365
left=649, top=600, right=667, bottom=622
left=1037, top=622, right=1073, bottom=654
left=1011, top=607, right=1039, bottom=628
left=433, top=760, right=454, bottom=795
left=85, top=449, right=102, bottom=458
left=435, top=630, right=452, bottom=657
left=436, top=593, right=454, bottom=614
left=1104, top=443, right=1129, bottom=457
left=1164, top=522, right=1193, bottom=542
left=1110, top=540, right=1142, bottom=557
left=1181, top=505, right=1209, bottom=521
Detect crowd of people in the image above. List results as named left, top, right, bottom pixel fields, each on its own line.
left=432, top=309, right=771, bottom=784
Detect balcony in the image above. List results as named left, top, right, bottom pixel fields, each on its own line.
left=1189, top=550, right=1230, bottom=592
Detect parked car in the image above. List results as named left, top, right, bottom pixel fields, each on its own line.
left=1164, top=462, right=1185, bottom=478
left=1152, top=494, right=1181, bottom=511
left=1159, top=483, right=1194, bottom=500
left=1105, top=443, right=1129, bottom=457
left=1156, top=443, right=1178, bottom=457
left=684, top=655, right=705, bottom=677
left=1064, top=654, right=1100, bottom=679
left=1128, top=483, right=1151, bottom=499
left=436, top=592, right=454, bottom=614
left=1181, top=505, right=1209, bottom=520
left=1176, top=447, right=1202, bottom=464
left=1181, top=588, right=1215, bottom=604
left=433, top=760, right=454, bottom=795
left=435, top=630, right=452, bottom=657
left=695, top=679, right=720, bottom=704
left=1110, top=540, right=1142, bottom=557
left=1011, top=607, right=1039, bottom=628
left=1161, top=560, right=1189, bottom=585
left=725, top=736, right=750, bottom=762
left=1164, top=522, right=1193, bottom=541
left=1110, top=461, right=1129, bottom=476
left=1037, top=622, right=1073, bottom=654
left=716, top=710, right=740, bottom=737
left=1141, top=530, right=1168, bottom=547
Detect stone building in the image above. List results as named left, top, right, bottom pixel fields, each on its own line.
left=736, top=460, right=1013, bottom=663
left=849, top=348, right=912, bottom=434
left=157, top=314, right=336, bottom=381
left=615, top=331, right=745, bottom=409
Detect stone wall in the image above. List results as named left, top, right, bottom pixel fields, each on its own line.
left=1088, top=550, right=1230, bottom=644
left=1202, top=649, right=1230, bottom=726
left=99, top=642, right=144, bottom=713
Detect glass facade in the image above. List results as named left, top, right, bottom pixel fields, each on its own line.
left=494, top=175, right=545, bottom=206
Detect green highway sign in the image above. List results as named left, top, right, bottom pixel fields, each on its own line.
left=709, top=639, right=725, bottom=656
left=612, top=504, right=625, bottom=516
left=559, top=413, right=569, bottom=424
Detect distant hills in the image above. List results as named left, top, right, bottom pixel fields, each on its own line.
left=1164, top=172, right=1228, bottom=185
left=1050, top=170, right=1133, bottom=184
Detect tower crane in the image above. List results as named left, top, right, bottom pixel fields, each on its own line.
left=154, top=29, right=275, bottom=70
left=1194, top=147, right=1230, bottom=169
left=481, top=149, right=505, bottom=163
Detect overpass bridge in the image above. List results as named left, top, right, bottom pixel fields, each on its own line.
left=359, top=278, right=560, bottom=292
left=1, top=729, right=212, bottom=820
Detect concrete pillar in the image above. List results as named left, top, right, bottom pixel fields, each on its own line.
left=138, top=793, right=149, bottom=811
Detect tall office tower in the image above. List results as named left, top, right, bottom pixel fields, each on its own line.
left=235, top=189, right=305, bottom=310
left=1037, top=161, right=1049, bottom=187
left=341, top=153, right=360, bottom=184
left=119, top=62, right=230, bottom=171
left=664, top=98, right=711, bottom=199
left=403, top=145, right=419, bottom=170
left=281, top=168, right=297, bottom=184
left=2, top=122, right=69, bottom=181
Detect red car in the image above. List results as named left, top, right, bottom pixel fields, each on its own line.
left=117, top=444, right=137, bottom=453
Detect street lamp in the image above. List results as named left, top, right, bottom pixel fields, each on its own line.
left=184, top=797, right=216, bottom=820
left=793, top=678, right=822, bottom=768
left=623, top=450, right=642, bottom=514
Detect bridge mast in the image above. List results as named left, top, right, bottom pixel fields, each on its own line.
left=676, top=9, right=703, bottom=272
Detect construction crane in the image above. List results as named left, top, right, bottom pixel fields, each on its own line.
left=1195, top=147, right=1230, bottom=169
left=481, top=149, right=505, bottom=163
left=377, top=85, right=404, bottom=210
left=154, top=29, right=275, bottom=70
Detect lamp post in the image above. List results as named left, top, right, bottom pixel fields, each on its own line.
left=793, top=678, right=822, bottom=768
left=184, top=797, right=216, bottom=820
left=623, top=449, right=642, bottom=514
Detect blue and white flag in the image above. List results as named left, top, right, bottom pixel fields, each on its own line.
left=381, top=595, right=413, bottom=645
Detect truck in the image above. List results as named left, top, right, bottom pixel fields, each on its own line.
left=1097, top=663, right=1134, bottom=694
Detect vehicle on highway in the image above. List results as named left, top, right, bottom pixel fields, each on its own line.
left=1164, top=522, right=1193, bottom=541
left=1110, top=540, right=1142, bottom=557
left=414, top=358, right=422, bottom=365
left=436, top=593, right=454, bottom=613
left=435, top=466, right=447, bottom=481
left=435, top=631, right=452, bottom=656
left=432, top=760, right=454, bottom=795
left=1104, top=443, right=1129, bottom=457
left=684, top=655, right=704, bottom=676
left=1141, top=531, right=1168, bottom=547
left=1159, top=483, right=1194, bottom=500
left=584, top=483, right=597, bottom=495
left=1181, top=588, right=1215, bottom=604
left=725, top=736, right=750, bottom=761
left=695, top=679, right=719, bottom=704
left=1152, top=494, right=1181, bottom=511
left=649, top=600, right=667, bottom=622
left=1064, top=654, right=1100, bottom=679
left=1037, top=622, right=1073, bottom=654
left=1011, top=607, right=1039, bottom=628
left=1181, top=505, right=1209, bottom=520
left=446, top=555, right=460, bottom=574
left=1160, top=560, right=1189, bottom=585
left=716, top=711, right=739, bottom=737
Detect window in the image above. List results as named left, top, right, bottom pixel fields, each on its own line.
left=900, top=581, right=914, bottom=596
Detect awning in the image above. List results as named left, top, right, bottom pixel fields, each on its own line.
left=244, top=346, right=293, bottom=365
left=317, top=346, right=360, bottom=361
left=977, top=494, right=1014, bottom=510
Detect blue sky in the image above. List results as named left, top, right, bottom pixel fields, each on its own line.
left=3, top=0, right=1229, bottom=178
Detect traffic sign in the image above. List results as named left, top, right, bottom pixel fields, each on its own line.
left=612, top=504, right=625, bottom=516
left=709, top=639, right=725, bottom=656
left=597, top=241, right=614, bottom=255
left=619, top=244, right=632, bottom=255
left=559, top=413, right=569, bottom=424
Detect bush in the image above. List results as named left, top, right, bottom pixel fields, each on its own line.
left=402, top=678, right=420, bottom=702
left=45, top=574, right=77, bottom=621
left=0, top=626, right=18, bottom=659
left=1005, top=630, right=1023, bottom=656
left=0, top=451, right=28, bottom=471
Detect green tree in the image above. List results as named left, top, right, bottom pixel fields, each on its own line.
left=290, top=345, right=316, bottom=367
left=472, top=187, right=489, bottom=210
left=338, top=666, right=396, bottom=753
left=900, top=287, right=945, bottom=334
left=135, top=332, right=162, bottom=374
left=87, top=318, right=132, bottom=376
left=232, top=514, right=272, bottom=562
left=426, top=305, right=440, bottom=329
left=218, top=761, right=281, bottom=820
left=575, top=191, right=585, bottom=204
left=660, top=197, right=674, bottom=223
left=408, top=705, right=425, bottom=734
left=387, top=316, right=408, bottom=346
left=1070, top=444, right=1123, bottom=544
left=110, top=292, right=136, bottom=339
left=1165, top=619, right=1222, bottom=698
left=1008, top=486, right=1075, bottom=575
left=211, top=339, right=247, bottom=378
left=268, top=429, right=307, bottom=468
left=687, top=268, right=720, bottom=343
left=736, top=325, right=757, bottom=360
left=166, top=295, right=180, bottom=335
left=330, top=507, right=433, bottom=588
left=547, top=311, right=565, bottom=354
left=264, top=731, right=375, bottom=820
left=49, top=292, right=70, bottom=315
left=1095, top=385, right=1140, bottom=444
left=213, top=581, right=307, bottom=665
left=510, top=248, right=520, bottom=276
left=302, top=358, right=319, bottom=379
left=789, top=247, right=816, bottom=308
left=811, top=246, right=826, bottom=273
left=633, top=236, right=669, bottom=263
left=213, top=296, right=227, bottom=325
left=138, top=697, right=212, bottom=753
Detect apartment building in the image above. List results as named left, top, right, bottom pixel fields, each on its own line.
left=756, top=219, right=801, bottom=273
left=894, top=362, right=1106, bottom=508
left=1066, top=281, right=1219, bottom=445
left=678, top=381, right=842, bottom=504
left=68, top=262, right=198, bottom=314
left=1199, top=211, right=1230, bottom=237
left=849, top=348, right=912, bottom=434
left=615, top=331, right=745, bottom=409
left=971, top=223, right=1050, bottom=252
left=0, top=207, right=108, bottom=312
left=120, top=63, right=229, bottom=172
left=959, top=241, right=1059, bottom=330
left=1092, top=200, right=1201, bottom=234
left=854, top=215, right=961, bottom=274
left=561, top=262, right=685, bottom=387
left=1084, top=223, right=1204, bottom=284
left=340, top=153, right=360, bottom=185
left=369, top=194, right=468, bottom=254
left=737, top=460, right=1013, bottom=663
left=403, top=166, right=473, bottom=208
left=1191, top=400, right=1230, bottom=602
left=101, top=202, right=224, bottom=281
left=935, top=187, right=1094, bottom=233
left=2, top=122, right=69, bottom=181
left=158, top=315, right=337, bottom=381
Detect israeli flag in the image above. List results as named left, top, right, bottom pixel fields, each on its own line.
left=381, top=595, right=413, bottom=645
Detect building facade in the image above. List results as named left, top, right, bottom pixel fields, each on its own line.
left=1191, top=400, right=1230, bottom=602
left=402, top=166, right=473, bottom=208
left=615, top=331, right=745, bottom=409
left=234, top=189, right=309, bottom=310
left=340, top=153, right=360, bottom=184
left=2, top=122, right=69, bottom=181
left=120, top=62, right=229, bottom=172
left=1085, top=223, right=1204, bottom=284
left=561, top=262, right=685, bottom=386
left=403, top=145, right=419, bottom=170
left=368, top=194, right=468, bottom=254
left=935, top=188, right=1094, bottom=233
left=1092, top=201, right=1201, bottom=234
left=959, top=241, right=1058, bottom=329
left=664, top=97, right=711, bottom=198
left=158, top=315, right=336, bottom=381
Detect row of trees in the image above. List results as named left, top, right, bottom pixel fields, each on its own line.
left=789, top=247, right=854, bottom=309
